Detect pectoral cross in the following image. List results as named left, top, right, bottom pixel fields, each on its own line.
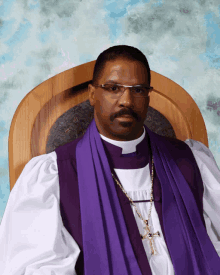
left=140, top=220, right=160, bottom=255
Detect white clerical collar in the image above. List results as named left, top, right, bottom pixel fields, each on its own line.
left=99, top=127, right=146, bottom=154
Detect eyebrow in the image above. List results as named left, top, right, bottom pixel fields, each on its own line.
left=105, top=80, right=120, bottom=84
left=104, top=80, right=148, bottom=86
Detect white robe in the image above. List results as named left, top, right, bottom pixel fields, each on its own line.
left=0, top=131, right=220, bottom=274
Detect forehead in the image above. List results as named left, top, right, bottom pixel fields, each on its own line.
left=100, top=58, right=149, bottom=85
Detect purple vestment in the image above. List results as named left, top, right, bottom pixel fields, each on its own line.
left=55, top=118, right=220, bottom=274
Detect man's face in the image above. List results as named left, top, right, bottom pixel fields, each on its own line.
left=88, top=58, right=150, bottom=141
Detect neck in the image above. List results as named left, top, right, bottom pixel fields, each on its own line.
left=99, top=127, right=146, bottom=154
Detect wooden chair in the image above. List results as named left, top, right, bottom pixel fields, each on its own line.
left=8, top=60, right=208, bottom=191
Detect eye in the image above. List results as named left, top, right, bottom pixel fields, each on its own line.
left=104, top=84, right=119, bottom=92
left=110, top=85, right=119, bottom=92
left=133, top=87, right=144, bottom=94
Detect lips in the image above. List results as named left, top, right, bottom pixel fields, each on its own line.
left=117, top=115, right=135, bottom=121
left=118, top=115, right=133, bottom=118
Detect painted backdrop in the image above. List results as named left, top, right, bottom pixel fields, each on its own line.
left=0, top=0, right=220, bottom=223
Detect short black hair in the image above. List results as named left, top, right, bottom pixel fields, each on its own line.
left=92, top=45, right=151, bottom=86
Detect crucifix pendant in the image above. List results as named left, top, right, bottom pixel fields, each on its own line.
left=140, top=220, right=160, bottom=255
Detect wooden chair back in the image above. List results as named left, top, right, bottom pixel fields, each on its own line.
left=8, top=60, right=208, bottom=190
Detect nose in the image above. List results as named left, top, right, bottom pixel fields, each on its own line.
left=118, top=87, right=134, bottom=107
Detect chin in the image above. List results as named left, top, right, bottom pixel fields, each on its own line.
left=110, top=128, right=139, bottom=141
left=117, top=121, right=133, bottom=128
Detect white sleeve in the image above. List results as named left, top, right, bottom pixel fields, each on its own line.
left=0, top=152, right=80, bottom=275
left=185, top=139, right=220, bottom=256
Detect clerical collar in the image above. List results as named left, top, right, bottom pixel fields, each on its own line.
left=99, top=126, right=149, bottom=169
left=99, top=127, right=146, bottom=155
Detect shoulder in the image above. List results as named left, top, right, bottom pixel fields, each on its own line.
left=22, top=151, right=57, bottom=174
left=185, top=139, right=215, bottom=160
left=185, top=140, right=220, bottom=205
left=54, top=135, right=84, bottom=161
left=149, top=132, right=200, bottom=173
left=11, top=151, right=59, bottom=197
left=184, top=139, right=219, bottom=170
left=157, top=133, right=189, bottom=150
left=148, top=130, right=192, bottom=155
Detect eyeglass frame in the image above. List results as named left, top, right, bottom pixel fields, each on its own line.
left=92, top=83, right=154, bottom=98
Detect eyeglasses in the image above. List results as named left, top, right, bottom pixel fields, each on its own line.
left=93, top=83, right=153, bottom=98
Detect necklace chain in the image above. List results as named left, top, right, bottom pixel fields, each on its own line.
left=111, top=155, right=160, bottom=255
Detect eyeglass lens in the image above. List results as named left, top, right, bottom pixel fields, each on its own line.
left=103, top=84, right=150, bottom=97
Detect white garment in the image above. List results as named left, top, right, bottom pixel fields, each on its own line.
left=0, top=136, right=220, bottom=275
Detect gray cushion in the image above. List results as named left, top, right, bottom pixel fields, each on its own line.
left=46, top=100, right=176, bottom=153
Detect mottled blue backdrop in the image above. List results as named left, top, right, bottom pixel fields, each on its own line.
left=0, top=0, right=220, bottom=223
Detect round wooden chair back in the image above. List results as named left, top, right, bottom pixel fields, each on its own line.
left=8, top=60, right=208, bottom=190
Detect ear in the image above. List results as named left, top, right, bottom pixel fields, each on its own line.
left=148, top=94, right=150, bottom=105
left=145, top=94, right=150, bottom=113
left=88, top=84, right=96, bottom=107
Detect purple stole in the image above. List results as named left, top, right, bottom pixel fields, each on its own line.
left=55, top=119, right=220, bottom=274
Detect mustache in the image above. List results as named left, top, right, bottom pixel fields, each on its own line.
left=112, top=109, right=139, bottom=121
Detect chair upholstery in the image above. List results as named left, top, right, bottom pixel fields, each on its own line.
left=8, top=60, right=208, bottom=190
left=46, top=100, right=176, bottom=154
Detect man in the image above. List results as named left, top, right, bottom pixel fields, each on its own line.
left=0, top=45, right=220, bottom=275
